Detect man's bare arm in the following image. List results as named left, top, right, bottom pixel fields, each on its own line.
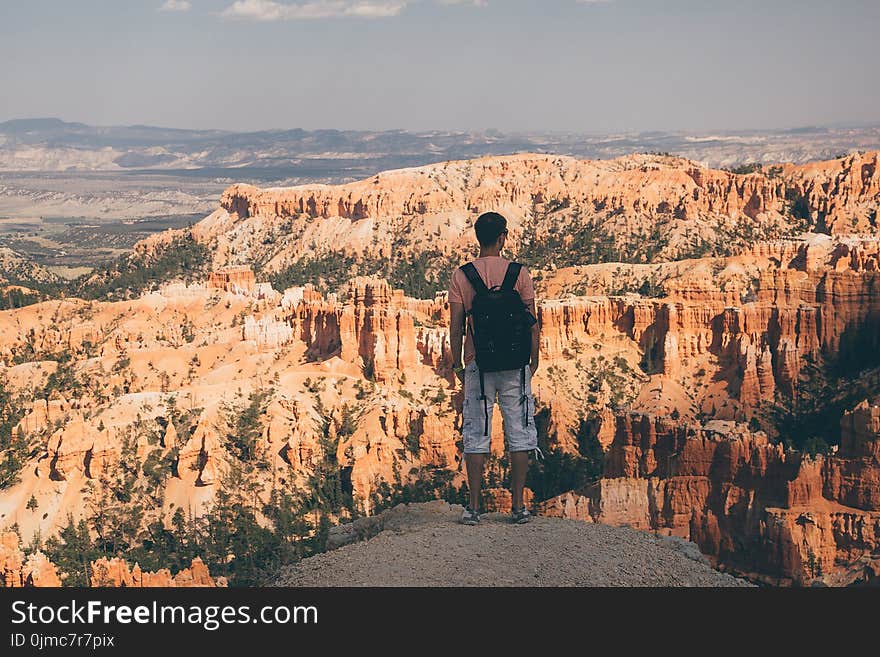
left=528, top=299, right=540, bottom=375
left=449, top=301, right=465, bottom=381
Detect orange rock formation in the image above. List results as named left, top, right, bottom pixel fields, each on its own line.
left=208, top=265, right=256, bottom=293
left=169, top=151, right=878, bottom=281
left=1, top=532, right=63, bottom=587
left=541, top=402, right=880, bottom=586
left=89, top=556, right=226, bottom=587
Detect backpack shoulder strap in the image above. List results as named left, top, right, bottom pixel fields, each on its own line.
left=501, top=262, right=523, bottom=292
left=460, top=262, right=489, bottom=296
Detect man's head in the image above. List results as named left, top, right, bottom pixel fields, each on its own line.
left=474, top=212, right=508, bottom=249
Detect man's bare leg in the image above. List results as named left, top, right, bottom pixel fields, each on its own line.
left=465, top=453, right=487, bottom=511
left=510, top=450, right=529, bottom=510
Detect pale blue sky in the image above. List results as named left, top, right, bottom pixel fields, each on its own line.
left=1, top=0, right=878, bottom=132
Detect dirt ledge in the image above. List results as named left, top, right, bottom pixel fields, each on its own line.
left=273, top=501, right=752, bottom=587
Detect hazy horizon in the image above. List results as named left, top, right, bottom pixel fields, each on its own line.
left=3, top=115, right=880, bottom=136
left=2, top=1, right=879, bottom=133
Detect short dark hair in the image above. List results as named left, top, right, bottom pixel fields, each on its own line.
left=474, top=212, right=508, bottom=247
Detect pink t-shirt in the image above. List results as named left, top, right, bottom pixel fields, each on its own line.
left=448, top=256, right=536, bottom=365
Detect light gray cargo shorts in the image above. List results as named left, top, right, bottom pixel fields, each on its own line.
left=461, top=361, right=539, bottom=454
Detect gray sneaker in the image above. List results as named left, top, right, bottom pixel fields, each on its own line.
left=511, top=507, right=531, bottom=524
left=460, top=506, right=480, bottom=525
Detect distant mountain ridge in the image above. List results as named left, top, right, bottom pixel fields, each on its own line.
left=2, top=117, right=880, bottom=173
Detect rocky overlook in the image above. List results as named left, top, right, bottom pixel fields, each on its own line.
left=273, top=501, right=750, bottom=587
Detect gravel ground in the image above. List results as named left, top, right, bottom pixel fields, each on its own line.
left=273, top=501, right=752, bottom=587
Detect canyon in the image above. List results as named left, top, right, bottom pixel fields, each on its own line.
left=1, top=151, right=880, bottom=586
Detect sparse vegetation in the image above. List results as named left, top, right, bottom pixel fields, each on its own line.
left=74, top=232, right=210, bottom=301
left=369, top=465, right=466, bottom=511
left=268, top=248, right=456, bottom=299
left=765, top=349, right=880, bottom=455
left=725, top=163, right=763, bottom=175
left=0, top=377, right=34, bottom=489
left=784, top=188, right=814, bottom=229
left=38, top=389, right=363, bottom=586
left=0, top=286, right=43, bottom=310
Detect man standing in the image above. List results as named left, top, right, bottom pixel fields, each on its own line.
left=448, top=212, right=540, bottom=525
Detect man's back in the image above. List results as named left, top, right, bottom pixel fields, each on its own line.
left=448, top=255, right=535, bottom=365
left=448, top=255, right=534, bottom=311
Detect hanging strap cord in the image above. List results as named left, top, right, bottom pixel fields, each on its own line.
left=479, top=368, right=489, bottom=437
left=520, top=366, right=530, bottom=429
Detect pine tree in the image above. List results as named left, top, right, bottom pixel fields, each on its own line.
left=44, top=516, right=98, bottom=586
left=0, top=377, right=31, bottom=490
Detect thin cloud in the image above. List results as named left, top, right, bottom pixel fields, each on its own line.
left=439, top=1, right=609, bottom=5
left=220, top=0, right=491, bottom=21
left=220, top=0, right=408, bottom=20
left=436, top=0, right=488, bottom=6
left=159, top=0, right=192, bottom=11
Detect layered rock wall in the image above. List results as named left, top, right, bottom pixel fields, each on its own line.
left=288, top=277, right=448, bottom=382
left=781, top=151, right=880, bottom=233
left=542, top=404, right=880, bottom=586
left=220, top=154, right=788, bottom=225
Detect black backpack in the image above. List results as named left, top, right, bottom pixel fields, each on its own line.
left=460, top=261, right=537, bottom=436
left=461, top=261, right=535, bottom=373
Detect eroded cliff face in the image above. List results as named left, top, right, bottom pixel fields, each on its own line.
left=160, top=151, right=880, bottom=282
left=782, top=151, right=880, bottom=234
left=88, top=556, right=226, bottom=587
left=541, top=402, right=880, bottom=586
left=536, top=235, right=880, bottom=423
left=219, top=154, right=784, bottom=227
left=288, top=277, right=450, bottom=383
left=149, top=153, right=790, bottom=277
left=0, top=275, right=463, bottom=548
